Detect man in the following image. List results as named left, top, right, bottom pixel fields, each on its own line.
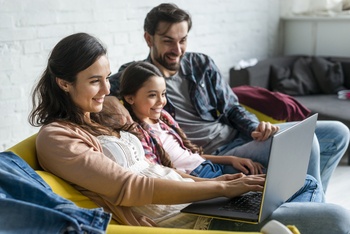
left=109, top=3, right=349, bottom=194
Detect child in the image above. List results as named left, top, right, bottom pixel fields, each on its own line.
left=119, top=61, right=264, bottom=178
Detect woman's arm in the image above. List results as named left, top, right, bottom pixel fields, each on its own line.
left=175, top=170, right=246, bottom=182
left=37, top=122, right=265, bottom=208
left=152, top=174, right=265, bottom=204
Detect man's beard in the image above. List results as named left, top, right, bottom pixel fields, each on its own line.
left=154, top=53, right=182, bottom=72
left=153, top=45, right=182, bottom=72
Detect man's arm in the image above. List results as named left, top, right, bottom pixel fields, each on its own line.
left=205, top=55, right=259, bottom=136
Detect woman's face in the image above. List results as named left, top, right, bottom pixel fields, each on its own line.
left=127, top=75, right=167, bottom=124
left=67, top=55, right=111, bottom=117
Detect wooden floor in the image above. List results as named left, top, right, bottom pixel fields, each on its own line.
left=326, top=156, right=350, bottom=210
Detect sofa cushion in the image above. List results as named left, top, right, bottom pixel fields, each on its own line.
left=311, top=57, right=346, bottom=94
left=294, top=95, right=350, bottom=127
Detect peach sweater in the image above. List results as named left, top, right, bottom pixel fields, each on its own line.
left=36, top=122, right=157, bottom=226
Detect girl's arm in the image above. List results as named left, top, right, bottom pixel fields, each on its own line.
left=202, top=154, right=264, bottom=175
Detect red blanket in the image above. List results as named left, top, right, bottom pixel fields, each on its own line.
left=232, top=85, right=311, bottom=121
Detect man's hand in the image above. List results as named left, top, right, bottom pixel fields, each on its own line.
left=104, top=96, right=133, bottom=125
left=251, top=121, right=279, bottom=141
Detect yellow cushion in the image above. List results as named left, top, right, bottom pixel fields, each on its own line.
left=241, top=104, right=286, bottom=124
left=106, top=225, right=260, bottom=234
left=35, top=170, right=98, bottom=209
left=7, top=133, right=40, bottom=170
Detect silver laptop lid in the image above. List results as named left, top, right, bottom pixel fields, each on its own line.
left=259, top=113, right=318, bottom=222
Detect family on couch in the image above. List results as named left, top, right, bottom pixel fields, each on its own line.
left=4, top=3, right=350, bottom=234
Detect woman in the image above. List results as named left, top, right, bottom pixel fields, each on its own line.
left=29, top=33, right=350, bottom=233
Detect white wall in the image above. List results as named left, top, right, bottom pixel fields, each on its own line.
left=0, top=0, right=282, bottom=150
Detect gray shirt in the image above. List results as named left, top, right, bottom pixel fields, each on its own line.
left=165, top=74, right=237, bottom=154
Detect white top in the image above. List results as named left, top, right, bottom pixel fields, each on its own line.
left=149, top=122, right=205, bottom=174
left=97, top=132, right=210, bottom=229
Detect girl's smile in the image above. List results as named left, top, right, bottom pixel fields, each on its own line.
left=126, top=75, right=167, bottom=124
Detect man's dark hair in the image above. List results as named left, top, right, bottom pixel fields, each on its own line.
left=144, top=3, right=192, bottom=35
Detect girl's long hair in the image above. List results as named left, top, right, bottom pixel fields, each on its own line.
left=119, top=61, right=203, bottom=168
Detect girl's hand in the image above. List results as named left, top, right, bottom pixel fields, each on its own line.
left=222, top=174, right=265, bottom=198
left=251, top=121, right=279, bottom=141
left=230, top=156, right=264, bottom=175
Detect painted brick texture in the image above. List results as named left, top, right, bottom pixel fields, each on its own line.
left=0, top=0, right=281, bottom=150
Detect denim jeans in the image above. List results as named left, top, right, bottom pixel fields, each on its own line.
left=0, top=151, right=111, bottom=234
left=190, top=160, right=224, bottom=178
left=209, top=202, right=350, bottom=234
left=214, top=120, right=350, bottom=194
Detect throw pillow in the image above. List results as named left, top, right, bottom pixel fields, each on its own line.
left=341, top=62, right=350, bottom=89
left=270, top=57, right=321, bottom=95
left=310, top=57, right=346, bottom=94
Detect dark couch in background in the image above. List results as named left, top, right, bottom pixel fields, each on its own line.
left=229, top=55, right=350, bottom=164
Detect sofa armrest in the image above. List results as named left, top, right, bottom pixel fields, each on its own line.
left=230, top=62, right=271, bottom=89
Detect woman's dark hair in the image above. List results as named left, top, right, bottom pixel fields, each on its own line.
left=119, top=61, right=203, bottom=168
left=29, top=32, right=133, bottom=136
left=144, top=3, right=192, bottom=36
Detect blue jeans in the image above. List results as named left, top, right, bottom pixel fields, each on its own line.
left=0, top=151, right=111, bottom=234
left=209, top=202, right=350, bottom=234
left=190, top=160, right=224, bottom=178
left=214, top=120, right=350, bottom=194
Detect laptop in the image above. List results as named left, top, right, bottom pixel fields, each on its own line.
left=181, top=113, right=318, bottom=224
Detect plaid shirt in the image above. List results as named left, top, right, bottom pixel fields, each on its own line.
left=110, top=52, right=259, bottom=139
left=136, top=110, right=187, bottom=164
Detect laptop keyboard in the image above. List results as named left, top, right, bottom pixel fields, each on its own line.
left=219, top=192, right=262, bottom=214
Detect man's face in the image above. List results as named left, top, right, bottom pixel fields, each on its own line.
left=147, top=21, right=188, bottom=76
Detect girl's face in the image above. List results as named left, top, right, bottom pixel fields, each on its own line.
left=126, top=75, right=167, bottom=124
left=58, top=55, right=111, bottom=119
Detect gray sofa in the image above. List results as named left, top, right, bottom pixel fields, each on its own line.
left=229, top=55, right=350, bottom=164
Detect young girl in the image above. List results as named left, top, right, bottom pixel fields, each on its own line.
left=119, top=61, right=264, bottom=178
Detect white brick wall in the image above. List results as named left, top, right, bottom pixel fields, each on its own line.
left=0, top=0, right=282, bottom=151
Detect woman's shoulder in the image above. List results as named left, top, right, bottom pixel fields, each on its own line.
left=37, top=121, right=99, bottom=147
left=36, top=122, right=103, bottom=165
left=39, top=121, right=89, bottom=136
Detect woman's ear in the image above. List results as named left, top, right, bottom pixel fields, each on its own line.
left=56, top=77, right=70, bottom=92
left=124, top=95, right=134, bottom=105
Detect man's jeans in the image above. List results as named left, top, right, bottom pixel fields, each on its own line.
left=214, top=120, right=350, bottom=194
left=0, top=151, right=111, bottom=234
